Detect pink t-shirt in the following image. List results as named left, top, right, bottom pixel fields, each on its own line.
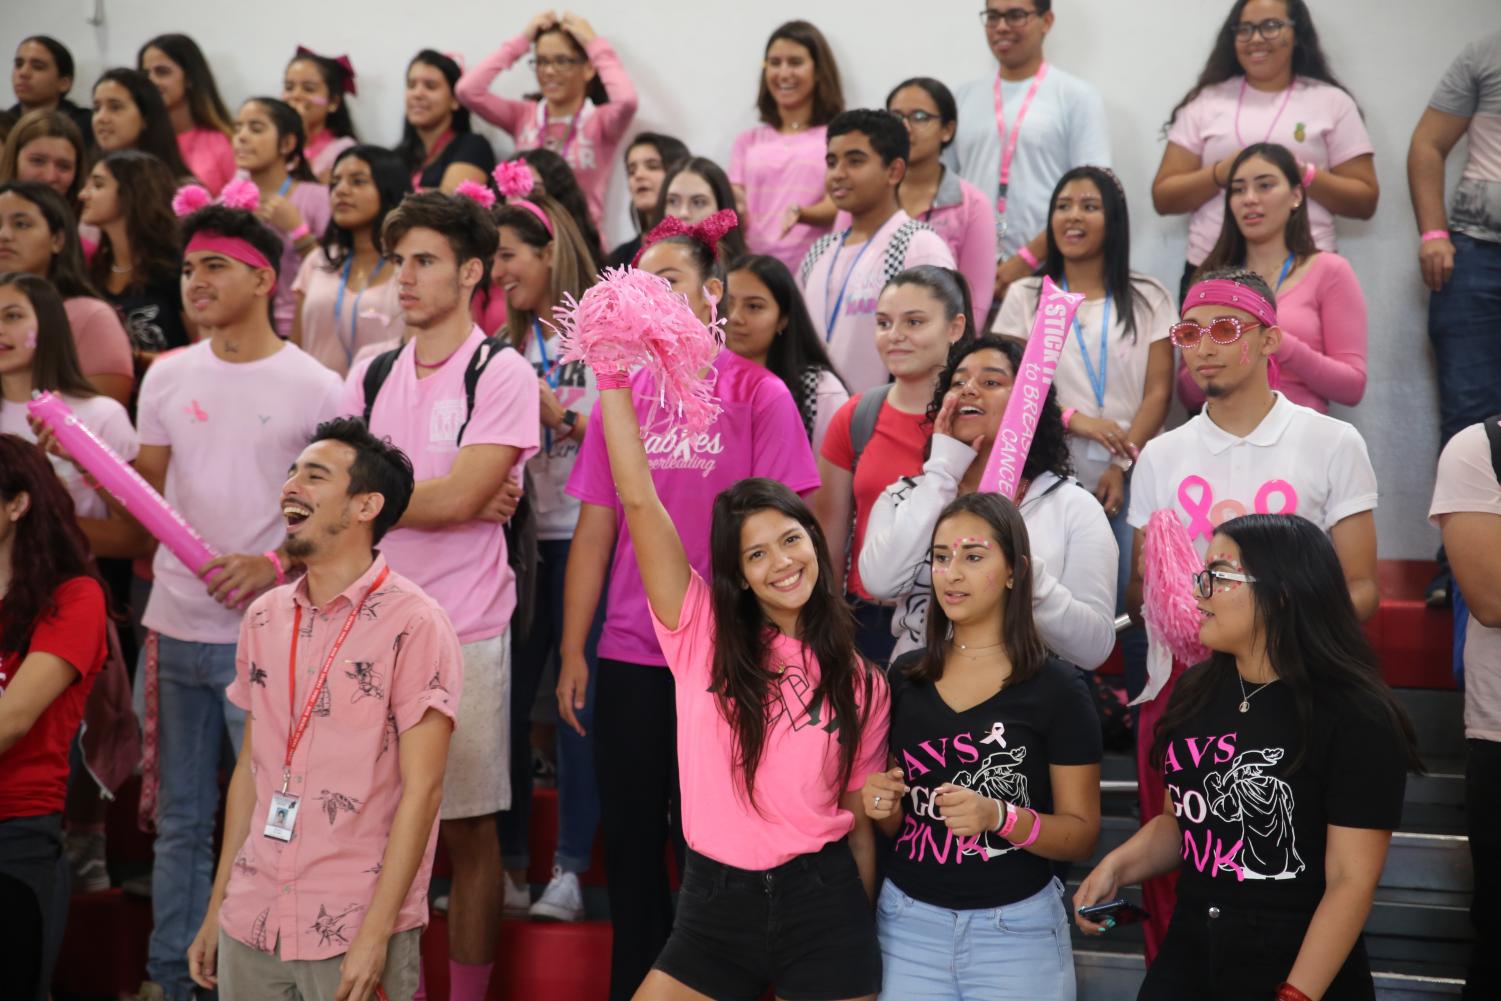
left=1176, top=253, right=1367, bottom=414
left=293, top=249, right=404, bottom=377
left=730, top=124, right=831, bottom=271
left=1167, top=77, right=1374, bottom=265
left=64, top=296, right=134, bottom=382
left=272, top=181, right=332, bottom=338
left=653, top=570, right=890, bottom=869
left=343, top=328, right=540, bottom=644
left=138, top=340, right=345, bottom=644
left=221, top=555, right=462, bottom=960
left=836, top=170, right=997, bottom=320
left=566, top=349, right=821, bottom=666
left=178, top=127, right=236, bottom=195
left=305, top=131, right=357, bottom=181
left=456, top=33, right=638, bottom=235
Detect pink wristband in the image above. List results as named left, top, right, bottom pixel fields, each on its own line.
left=996, top=800, right=1019, bottom=838
left=596, top=372, right=630, bottom=391
left=1300, top=161, right=1316, bottom=188
left=1013, top=807, right=1042, bottom=848
left=1061, top=407, right=1077, bottom=430
left=1016, top=246, right=1040, bottom=270
left=1421, top=229, right=1451, bottom=242
left=264, top=550, right=286, bottom=586
left=287, top=222, right=311, bottom=241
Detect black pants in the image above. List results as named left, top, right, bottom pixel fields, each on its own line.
left=594, top=659, right=685, bottom=1001
left=0, top=813, right=67, bottom=1001
left=1140, top=899, right=1374, bottom=1001
left=1466, top=738, right=1501, bottom=999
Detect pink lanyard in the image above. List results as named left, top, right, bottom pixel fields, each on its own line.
left=991, top=62, right=1049, bottom=215
left=1234, top=75, right=1296, bottom=148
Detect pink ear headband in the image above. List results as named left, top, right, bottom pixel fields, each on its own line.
left=632, top=209, right=740, bottom=266
left=174, top=180, right=273, bottom=271
left=493, top=161, right=553, bottom=236
left=1184, top=279, right=1277, bottom=328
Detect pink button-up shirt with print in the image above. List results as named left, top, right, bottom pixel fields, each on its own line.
left=220, top=554, right=462, bottom=960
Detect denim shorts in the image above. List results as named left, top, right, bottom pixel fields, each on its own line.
left=654, top=839, right=881, bottom=1001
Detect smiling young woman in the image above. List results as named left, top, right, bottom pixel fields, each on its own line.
left=396, top=50, right=495, bottom=194
left=281, top=49, right=360, bottom=183
left=138, top=35, right=236, bottom=194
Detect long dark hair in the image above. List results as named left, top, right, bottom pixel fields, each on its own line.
left=16, top=36, right=75, bottom=96
left=138, top=34, right=233, bottom=135
left=319, top=145, right=411, bottom=270
left=523, top=25, right=609, bottom=105
left=513, top=148, right=603, bottom=258
left=756, top=21, right=844, bottom=128
left=0, top=272, right=96, bottom=401
left=927, top=334, right=1073, bottom=481
left=1151, top=514, right=1423, bottom=774
left=0, top=181, right=100, bottom=298
left=656, top=157, right=748, bottom=263
left=92, top=69, right=192, bottom=179
left=89, top=151, right=181, bottom=291
left=906, top=493, right=1049, bottom=685
left=396, top=50, right=473, bottom=174
left=1196, top=143, right=1317, bottom=281
left=727, top=254, right=844, bottom=438
left=286, top=51, right=359, bottom=141
left=1163, top=0, right=1355, bottom=133
left=1039, top=165, right=1153, bottom=343
left=242, top=97, right=316, bottom=183
left=707, top=477, right=876, bottom=808
left=623, top=132, right=690, bottom=233
left=0, top=433, right=101, bottom=659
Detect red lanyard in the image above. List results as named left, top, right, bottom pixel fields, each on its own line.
left=991, top=62, right=1049, bottom=214
left=412, top=129, right=455, bottom=190
left=283, top=566, right=390, bottom=790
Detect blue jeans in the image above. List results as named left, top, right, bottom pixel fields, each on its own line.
left=498, top=538, right=602, bottom=874
left=1429, top=232, right=1501, bottom=446
left=145, top=636, right=246, bottom=1000
left=875, top=877, right=1076, bottom=1001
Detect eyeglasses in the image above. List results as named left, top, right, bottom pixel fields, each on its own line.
left=528, top=56, right=585, bottom=72
left=979, top=7, right=1038, bottom=29
left=888, top=109, right=941, bottom=127
left=1169, top=316, right=1262, bottom=349
left=1193, top=569, right=1257, bottom=598
left=1231, top=18, right=1292, bottom=42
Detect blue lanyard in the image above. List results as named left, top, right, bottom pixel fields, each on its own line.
left=334, top=257, right=385, bottom=368
left=276, top=175, right=293, bottom=198
left=822, top=231, right=873, bottom=343
left=1275, top=253, right=1294, bottom=290
left=534, top=319, right=562, bottom=453
left=1060, top=278, right=1110, bottom=410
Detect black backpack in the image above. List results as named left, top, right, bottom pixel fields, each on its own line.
left=361, top=337, right=539, bottom=636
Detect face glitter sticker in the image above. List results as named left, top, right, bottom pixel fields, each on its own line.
left=23, top=329, right=37, bottom=349
left=951, top=537, right=993, bottom=550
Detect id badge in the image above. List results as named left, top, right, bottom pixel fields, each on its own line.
left=1084, top=439, right=1113, bottom=464
left=264, top=792, right=300, bottom=842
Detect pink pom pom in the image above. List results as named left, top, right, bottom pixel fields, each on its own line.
left=218, top=177, right=261, bottom=212
left=1141, top=510, right=1210, bottom=667
left=171, top=184, right=212, bottom=217
left=553, top=266, right=724, bottom=436
left=454, top=179, right=496, bottom=209
left=493, top=160, right=535, bottom=199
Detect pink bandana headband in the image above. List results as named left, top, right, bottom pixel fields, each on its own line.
left=184, top=232, right=274, bottom=272
left=1184, top=279, right=1278, bottom=327
left=493, top=161, right=553, bottom=236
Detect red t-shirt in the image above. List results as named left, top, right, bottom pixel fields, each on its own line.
left=0, top=576, right=107, bottom=818
left=820, top=393, right=931, bottom=600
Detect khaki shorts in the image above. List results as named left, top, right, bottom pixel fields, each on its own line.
left=439, top=631, right=511, bottom=820
left=217, top=925, right=421, bottom=1001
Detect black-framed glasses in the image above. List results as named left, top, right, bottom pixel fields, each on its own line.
left=1231, top=18, right=1292, bottom=42
left=1192, top=569, right=1257, bottom=598
left=528, top=55, right=586, bottom=71
left=979, top=7, right=1038, bottom=29
left=888, top=109, right=941, bottom=127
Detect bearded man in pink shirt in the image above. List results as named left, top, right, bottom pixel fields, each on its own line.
left=187, top=416, right=462, bottom=1001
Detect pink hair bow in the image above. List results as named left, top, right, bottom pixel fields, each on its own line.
left=633, top=209, right=739, bottom=266
left=295, top=46, right=358, bottom=96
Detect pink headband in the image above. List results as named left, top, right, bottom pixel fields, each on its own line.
left=185, top=232, right=274, bottom=272
left=1184, top=279, right=1278, bottom=327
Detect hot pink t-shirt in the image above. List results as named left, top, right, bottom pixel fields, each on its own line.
left=64, top=296, right=134, bottom=383
left=653, top=570, right=890, bottom=869
left=221, top=555, right=462, bottom=960
left=178, top=127, right=236, bottom=195
left=731, top=124, right=831, bottom=272
left=1167, top=77, right=1374, bottom=265
left=137, top=340, right=345, bottom=644
left=566, top=349, right=821, bottom=666
left=343, top=328, right=540, bottom=644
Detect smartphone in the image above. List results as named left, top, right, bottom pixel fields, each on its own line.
left=1077, top=898, right=1152, bottom=926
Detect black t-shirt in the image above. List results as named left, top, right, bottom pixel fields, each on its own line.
left=1162, top=665, right=1409, bottom=912
left=107, top=281, right=190, bottom=355
left=884, top=655, right=1103, bottom=910
left=416, top=132, right=496, bottom=190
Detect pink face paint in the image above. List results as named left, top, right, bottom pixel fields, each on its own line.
left=23, top=329, right=36, bottom=349
left=1238, top=338, right=1251, bottom=364
left=951, top=536, right=993, bottom=550
left=306, top=95, right=330, bottom=106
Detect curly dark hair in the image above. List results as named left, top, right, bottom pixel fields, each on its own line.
left=926, top=334, right=1073, bottom=483
left=88, top=150, right=182, bottom=292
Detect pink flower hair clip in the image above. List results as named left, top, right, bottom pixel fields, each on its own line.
left=454, top=179, right=496, bottom=209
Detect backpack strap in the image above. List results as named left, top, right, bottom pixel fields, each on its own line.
left=798, top=231, right=842, bottom=287
left=881, top=218, right=938, bottom=289
left=1485, top=415, right=1501, bottom=484
left=849, top=384, right=893, bottom=476
left=458, top=336, right=511, bottom=446
left=360, top=344, right=404, bottom=427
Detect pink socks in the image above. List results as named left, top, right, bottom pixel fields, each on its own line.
left=447, top=960, right=494, bottom=1001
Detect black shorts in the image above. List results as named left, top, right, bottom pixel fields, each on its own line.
left=654, top=839, right=881, bottom=1001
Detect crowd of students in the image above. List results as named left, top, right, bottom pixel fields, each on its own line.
left=0, top=3, right=1497, bottom=1001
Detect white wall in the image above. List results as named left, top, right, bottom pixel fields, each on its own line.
left=7, top=0, right=1490, bottom=558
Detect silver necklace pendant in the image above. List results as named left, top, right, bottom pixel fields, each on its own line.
left=1238, top=700, right=1250, bottom=713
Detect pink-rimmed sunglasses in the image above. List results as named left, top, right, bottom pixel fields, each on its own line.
left=1169, top=316, right=1263, bottom=349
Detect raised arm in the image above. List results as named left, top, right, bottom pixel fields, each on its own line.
left=454, top=28, right=543, bottom=133
left=569, top=18, right=638, bottom=139
left=596, top=383, right=691, bottom=629
left=1030, top=499, right=1119, bottom=669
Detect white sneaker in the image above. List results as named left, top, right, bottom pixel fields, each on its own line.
left=504, top=872, right=531, bottom=918
left=529, top=866, right=584, bottom=922
left=431, top=892, right=449, bottom=914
